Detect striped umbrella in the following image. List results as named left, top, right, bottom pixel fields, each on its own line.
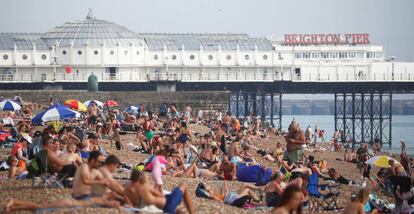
left=124, top=106, right=139, bottom=114
left=31, top=104, right=80, bottom=124
left=83, top=100, right=104, bottom=107
left=365, top=155, right=400, bottom=168
left=64, top=100, right=87, bottom=112
left=0, top=100, right=21, bottom=111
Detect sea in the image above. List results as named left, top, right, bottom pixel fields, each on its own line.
left=280, top=115, right=414, bottom=155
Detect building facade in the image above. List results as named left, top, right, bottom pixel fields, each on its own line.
left=0, top=13, right=413, bottom=86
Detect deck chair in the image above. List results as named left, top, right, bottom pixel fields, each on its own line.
left=308, top=172, right=341, bottom=213
left=372, top=174, right=387, bottom=195
left=28, top=150, right=67, bottom=188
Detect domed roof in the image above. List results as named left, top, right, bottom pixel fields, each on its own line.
left=41, top=12, right=142, bottom=48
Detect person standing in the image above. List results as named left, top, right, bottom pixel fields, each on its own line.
left=284, top=121, right=306, bottom=163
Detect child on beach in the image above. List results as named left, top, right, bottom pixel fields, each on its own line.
left=6, top=156, right=27, bottom=179
left=59, top=143, right=83, bottom=167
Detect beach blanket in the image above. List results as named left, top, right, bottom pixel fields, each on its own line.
left=236, top=164, right=272, bottom=185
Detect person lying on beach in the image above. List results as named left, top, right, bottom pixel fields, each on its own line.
left=324, top=168, right=356, bottom=185
left=218, top=155, right=237, bottom=180
left=265, top=171, right=303, bottom=207
left=201, top=181, right=264, bottom=207
left=123, top=169, right=195, bottom=214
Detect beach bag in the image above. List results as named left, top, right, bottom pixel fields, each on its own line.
left=27, top=159, right=40, bottom=177
left=195, top=183, right=210, bottom=199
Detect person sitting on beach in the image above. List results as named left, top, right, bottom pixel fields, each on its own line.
left=325, top=168, right=356, bottom=185
left=123, top=169, right=195, bottom=214
left=98, top=155, right=128, bottom=201
left=284, top=121, right=306, bottom=164
left=343, top=149, right=357, bottom=163
left=400, top=152, right=412, bottom=177
left=6, top=155, right=27, bottom=179
left=219, top=155, right=237, bottom=180
left=271, top=185, right=304, bottom=214
left=388, top=159, right=407, bottom=177
left=59, top=143, right=83, bottom=167
left=344, top=189, right=377, bottom=214
left=41, top=136, right=77, bottom=177
left=265, top=171, right=303, bottom=207
left=10, top=135, right=30, bottom=170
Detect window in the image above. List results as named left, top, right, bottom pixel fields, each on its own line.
left=153, top=55, right=158, bottom=60
left=41, top=54, right=47, bottom=60
left=329, top=52, right=338, bottom=59
left=311, top=52, right=319, bottom=59
left=339, top=52, right=347, bottom=59
left=110, top=50, right=114, bottom=55
left=124, top=50, right=128, bottom=55
left=244, top=54, right=249, bottom=60
left=171, top=55, right=177, bottom=60
left=189, top=55, right=195, bottom=60
left=263, top=55, right=268, bottom=60
left=295, top=53, right=302, bottom=59
left=321, top=52, right=328, bottom=59
left=62, top=50, right=67, bottom=55
left=303, top=52, right=310, bottom=59
left=3, top=54, right=8, bottom=60
left=226, top=55, right=231, bottom=60
left=136, top=51, right=139, bottom=55
left=77, top=50, right=82, bottom=55
left=22, top=54, right=28, bottom=60
left=94, top=50, right=99, bottom=55
left=208, top=55, right=213, bottom=60
left=348, top=52, right=356, bottom=58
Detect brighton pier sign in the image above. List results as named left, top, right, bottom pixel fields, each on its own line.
left=284, top=33, right=370, bottom=45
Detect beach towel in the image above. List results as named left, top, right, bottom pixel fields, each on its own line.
left=236, top=164, right=272, bottom=185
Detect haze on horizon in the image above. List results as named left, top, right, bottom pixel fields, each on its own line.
left=1, top=0, right=413, bottom=61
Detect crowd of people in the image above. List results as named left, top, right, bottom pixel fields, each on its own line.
left=0, top=95, right=413, bottom=213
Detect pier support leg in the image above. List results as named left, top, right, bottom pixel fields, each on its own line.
left=334, top=92, right=392, bottom=148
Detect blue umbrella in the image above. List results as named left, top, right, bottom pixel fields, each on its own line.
left=0, top=100, right=21, bottom=111
left=124, top=105, right=139, bottom=114
left=31, top=104, right=80, bottom=124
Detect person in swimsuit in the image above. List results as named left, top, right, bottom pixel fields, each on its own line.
left=123, top=169, right=195, bottom=214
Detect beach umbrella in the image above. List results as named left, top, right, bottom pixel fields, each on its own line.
left=104, top=100, right=119, bottom=107
left=0, top=100, right=21, bottom=111
left=124, top=105, right=139, bottom=114
left=365, top=155, right=400, bottom=168
left=64, top=100, right=87, bottom=112
left=83, top=100, right=104, bottom=107
left=31, top=104, right=80, bottom=124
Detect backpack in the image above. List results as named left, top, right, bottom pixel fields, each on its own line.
left=195, top=183, right=210, bottom=199
left=28, top=138, right=42, bottom=160
left=27, top=158, right=41, bottom=177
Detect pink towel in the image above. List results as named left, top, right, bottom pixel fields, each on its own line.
left=151, top=156, right=163, bottom=185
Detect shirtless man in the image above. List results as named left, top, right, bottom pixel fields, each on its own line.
left=124, top=169, right=195, bottom=214
left=42, top=136, right=77, bottom=177
left=284, top=121, right=306, bottom=163
left=344, top=189, right=377, bottom=214
left=72, top=150, right=108, bottom=200
left=98, top=155, right=130, bottom=202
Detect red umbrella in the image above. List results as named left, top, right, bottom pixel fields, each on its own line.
left=104, top=100, right=119, bottom=107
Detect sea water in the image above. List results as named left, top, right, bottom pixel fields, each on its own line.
left=280, top=115, right=414, bottom=154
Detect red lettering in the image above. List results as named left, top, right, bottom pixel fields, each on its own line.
left=332, top=34, right=340, bottom=45
left=318, top=34, right=325, bottom=44
left=302, top=34, right=310, bottom=44
left=362, top=33, right=370, bottom=44
left=284, top=34, right=292, bottom=44
left=311, top=34, right=318, bottom=45
left=291, top=34, right=298, bottom=45
left=345, top=34, right=352, bottom=44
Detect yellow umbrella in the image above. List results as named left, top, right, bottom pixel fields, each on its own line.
left=64, top=100, right=87, bottom=112
left=365, top=155, right=400, bottom=168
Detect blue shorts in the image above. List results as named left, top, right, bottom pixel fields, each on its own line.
left=163, top=187, right=183, bottom=213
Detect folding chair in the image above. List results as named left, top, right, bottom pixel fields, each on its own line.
left=29, top=150, right=67, bottom=188
left=308, top=172, right=341, bottom=213
left=372, top=174, right=387, bottom=195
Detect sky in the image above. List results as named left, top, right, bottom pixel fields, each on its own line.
left=1, top=0, right=414, bottom=61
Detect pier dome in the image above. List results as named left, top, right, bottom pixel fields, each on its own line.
left=41, top=12, right=142, bottom=48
